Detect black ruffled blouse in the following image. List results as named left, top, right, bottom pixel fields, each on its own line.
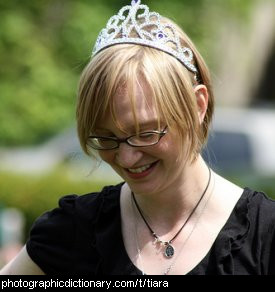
left=26, top=183, right=275, bottom=275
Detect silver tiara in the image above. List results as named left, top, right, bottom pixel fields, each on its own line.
left=92, top=0, right=198, bottom=73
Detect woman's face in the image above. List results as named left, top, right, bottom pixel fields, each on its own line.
left=96, top=82, right=189, bottom=195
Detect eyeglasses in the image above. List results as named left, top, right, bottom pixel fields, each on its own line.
left=87, top=126, right=168, bottom=150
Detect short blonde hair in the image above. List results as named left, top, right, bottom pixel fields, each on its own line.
left=77, top=17, right=214, bottom=161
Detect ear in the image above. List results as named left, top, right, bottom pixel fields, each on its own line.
left=194, top=85, right=209, bottom=125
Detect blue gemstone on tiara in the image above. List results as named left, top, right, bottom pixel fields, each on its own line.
left=157, top=33, right=164, bottom=39
left=131, top=0, right=140, bottom=6
left=92, top=1, right=198, bottom=74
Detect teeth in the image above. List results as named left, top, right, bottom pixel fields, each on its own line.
left=128, top=163, right=153, bottom=174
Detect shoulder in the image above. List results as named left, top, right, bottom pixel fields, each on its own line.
left=227, top=187, right=275, bottom=235
left=58, top=182, right=123, bottom=219
left=235, top=188, right=275, bottom=257
left=241, top=188, right=275, bottom=274
left=206, top=186, right=275, bottom=275
left=30, top=183, right=123, bottom=235
left=243, top=188, right=275, bottom=227
left=26, top=182, right=123, bottom=274
left=243, top=188, right=275, bottom=215
left=213, top=173, right=275, bottom=224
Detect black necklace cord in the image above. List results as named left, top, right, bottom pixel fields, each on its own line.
left=132, top=166, right=212, bottom=245
left=132, top=191, right=156, bottom=237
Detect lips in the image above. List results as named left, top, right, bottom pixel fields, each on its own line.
left=126, top=161, right=158, bottom=179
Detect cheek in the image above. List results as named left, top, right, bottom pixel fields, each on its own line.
left=158, top=132, right=187, bottom=163
left=160, top=132, right=180, bottom=152
left=146, top=136, right=179, bottom=160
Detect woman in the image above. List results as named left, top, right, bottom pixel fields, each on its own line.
left=1, top=0, right=275, bottom=275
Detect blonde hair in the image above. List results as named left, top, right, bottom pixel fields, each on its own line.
left=77, top=17, right=214, bottom=161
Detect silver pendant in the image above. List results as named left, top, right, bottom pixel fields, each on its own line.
left=164, top=244, right=175, bottom=258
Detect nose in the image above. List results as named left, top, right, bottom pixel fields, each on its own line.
left=115, top=143, right=143, bottom=168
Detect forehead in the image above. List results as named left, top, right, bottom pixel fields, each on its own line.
left=101, top=80, right=160, bottom=131
left=116, top=82, right=156, bottom=117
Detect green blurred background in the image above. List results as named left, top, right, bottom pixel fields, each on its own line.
left=0, top=0, right=275, bottom=260
left=0, top=0, right=259, bottom=147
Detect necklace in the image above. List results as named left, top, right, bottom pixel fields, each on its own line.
left=131, top=169, right=215, bottom=275
left=132, top=199, right=146, bottom=275
left=132, top=166, right=211, bottom=259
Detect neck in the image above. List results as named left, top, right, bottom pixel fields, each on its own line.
left=128, top=156, right=211, bottom=227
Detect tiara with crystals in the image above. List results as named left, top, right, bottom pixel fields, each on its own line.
left=92, top=0, right=198, bottom=74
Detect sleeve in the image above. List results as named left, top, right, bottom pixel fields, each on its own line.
left=258, top=194, right=275, bottom=275
left=267, top=212, right=275, bottom=275
left=267, top=228, right=275, bottom=275
left=26, top=193, right=101, bottom=275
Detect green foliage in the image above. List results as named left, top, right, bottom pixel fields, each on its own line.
left=0, top=2, right=76, bottom=146
left=229, top=175, right=275, bottom=198
left=0, top=0, right=256, bottom=146
left=0, top=167, right=120, bottom=240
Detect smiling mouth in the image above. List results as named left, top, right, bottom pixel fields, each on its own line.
left=128, top=162, right=158, bottom=174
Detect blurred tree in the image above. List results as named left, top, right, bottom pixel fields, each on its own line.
left=0, top=0, right=256, bottom=146
left=0, top=0, right=77, bottom=145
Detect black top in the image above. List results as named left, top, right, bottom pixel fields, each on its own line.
left=26, top=183, right=275, bottom=275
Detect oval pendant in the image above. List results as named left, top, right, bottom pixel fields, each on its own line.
left=164, top=244, right=175, bottom=258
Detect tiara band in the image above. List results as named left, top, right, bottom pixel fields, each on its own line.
left=92, top=0, right=198, bottom=74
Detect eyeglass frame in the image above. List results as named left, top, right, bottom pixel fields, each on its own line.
left=87, top=126, right=168, bottom=150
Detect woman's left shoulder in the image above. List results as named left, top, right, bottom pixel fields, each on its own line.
left=242, top=189, right=275, bottom=274
left=242, top=188, right=275, bottom=231
left=244, top=188, right=275, bottom=214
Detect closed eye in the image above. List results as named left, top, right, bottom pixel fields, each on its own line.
left=139, top=132, right=155, bottom=138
